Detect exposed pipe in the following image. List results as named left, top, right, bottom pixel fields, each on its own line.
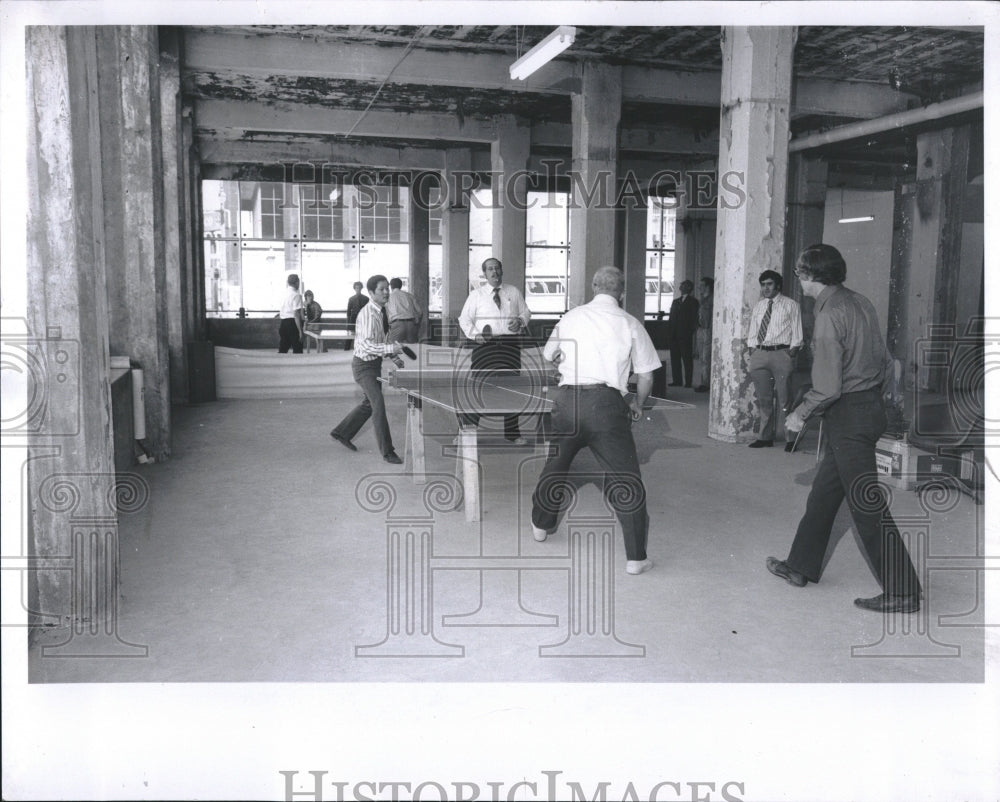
left=788, top=91, right=983, bottom=153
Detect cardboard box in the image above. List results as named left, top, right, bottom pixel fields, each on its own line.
left=875, top=435, right=917, bottom=491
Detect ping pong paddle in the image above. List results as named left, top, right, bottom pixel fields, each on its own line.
left=481, top=324, right=493, bottom=341
left=401, top=345, right=417, bottom=360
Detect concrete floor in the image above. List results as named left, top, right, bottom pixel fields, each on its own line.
left=29, top=371, right=986, bottom=683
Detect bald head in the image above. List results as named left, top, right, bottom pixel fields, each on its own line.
left=592, top=266, right=625, bottom=298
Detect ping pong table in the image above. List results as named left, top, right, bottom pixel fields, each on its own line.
left=381, top=365, right=694, bottom=522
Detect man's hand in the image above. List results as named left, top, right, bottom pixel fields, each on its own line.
left=474, top=334, right=486, bottom=345
left=784, top=408, right=805, bottom=435
left=391, top=342, right=403, bottom=355
left=550, top=348, right=564, bottom=366
left=507, top=318, right=523, bottom=333
left=628, top=397, right=643, bottom=422
left=789, top=347, right=800, bottom=359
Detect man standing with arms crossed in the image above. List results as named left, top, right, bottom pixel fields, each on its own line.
left=767, top=244, right=921, bottom=613
left=530, top=266, right=660, bottom=576
left=458, top=257, right=531, bottom=444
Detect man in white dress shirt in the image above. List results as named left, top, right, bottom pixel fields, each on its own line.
left=530, top=266, right=660, bottom=576
left=457, top=257, right=531, bottom=444
left=745, top=269, right=803, bottom=448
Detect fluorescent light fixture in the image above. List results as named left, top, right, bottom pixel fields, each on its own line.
left=837, top=215, right=875, bottom=224
left=509, top=26, right=576, bottom=81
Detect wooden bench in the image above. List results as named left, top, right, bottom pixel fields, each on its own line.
left=303, top=328, right=354, bottom=353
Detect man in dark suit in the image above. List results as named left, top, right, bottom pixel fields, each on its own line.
left=667, top=279, right=699, bottom=388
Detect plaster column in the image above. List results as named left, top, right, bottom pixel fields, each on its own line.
left=159, top=29, right=189, bottom=403
left=621, top=201, right=648, bottom=320
left=25, top=27, right=118, bottom=630
left=491, top=115, right=530, bottom=292
left=96, top=26, right=171, bottom=459
left=568, top=63, right=622, bottom=309
left=442, top=149, right=472, bottom=344
left=905, top=126, right=970, bottom=391
left=408, top=184, right=431, bottom=341
left=709, top=26, right=796, bottom=443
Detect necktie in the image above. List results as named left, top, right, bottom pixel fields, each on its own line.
left=757, top=299, right=772, bottom=346
left=381, top=305, right=389, bottom=335
left=493, top=287, right=502, bottom=310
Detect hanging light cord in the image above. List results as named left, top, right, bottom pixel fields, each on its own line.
left=342, top=27, right=426, bottom=138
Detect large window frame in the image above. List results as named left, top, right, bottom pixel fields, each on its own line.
left=645, top=196, right=678, bottom=319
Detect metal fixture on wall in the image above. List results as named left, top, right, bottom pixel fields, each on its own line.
left=509, top=26, right=576, bottom=81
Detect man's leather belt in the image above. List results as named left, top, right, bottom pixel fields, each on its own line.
left=758, top=344, right=789, bottom=351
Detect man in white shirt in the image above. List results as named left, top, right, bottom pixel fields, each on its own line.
left=457, top=257, right=531, bottom=444
left=277, top=273, right=304, bottom=354
left=386, top=277, right=423, bottom=344
left=330, top=274, right=406, bottom=464
left=530, top=266, right=660, bottom=576
left=744, top=269, right=803, bottom=448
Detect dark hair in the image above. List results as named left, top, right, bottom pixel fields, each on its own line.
left=700, top=277, right=714, bottom=292
left=389, top=278, right=403, bottom=290
left=353, top=281, right=364, bottom=291
left=796, top=244, right=846, bottom=285
left=287, top=273, right=300, bottom=289
left=304, top=290, right=314, bottom=300
left=482, top=258, right=502, bottom=273
left=366, top=274, right=389, bottom=294
left=679, top=279, right=694, bottom=293
left=758, top=270, right=783, bottom=290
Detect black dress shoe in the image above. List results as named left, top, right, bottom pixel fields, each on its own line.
left=748, top=439, right=773, bottom=448
left=784, top=442, right=795, bottom=453
left=853, top=593, right=920, bottom=613
left=668, top=382, right=682, bottom=387
left=766, top=557, right=807, bottom=587
left=331, top=431, right=357, bottom=451
left=384, top=451, right=403, bottom=465
left=693, top=385, right=709, bottom=393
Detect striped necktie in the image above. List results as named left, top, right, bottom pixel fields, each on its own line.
left=756, top=299, right=772, bottom=345
left=492, top=287, right=502, bottom=309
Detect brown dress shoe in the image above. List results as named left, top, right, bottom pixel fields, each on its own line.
left=853, top=593, right=920, bottom=613
left=766, top=556, right=807, bottom=587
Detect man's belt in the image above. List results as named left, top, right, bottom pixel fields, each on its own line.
left=391, top=318, right=414, bottom=322
left=758, top=344, right=789, bottom=351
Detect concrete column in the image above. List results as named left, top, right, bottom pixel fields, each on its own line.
left=442, top=150, right=472, bottom=344
left=783, top=155, right=828, bottom=360
left=159, top=29, right=189, bottom=403
left=568, top=63, right=622, bottom=309
left=186, top=130, right=207, bottom=341
left=97, top=27, right=171, bottom=459
left=709, top=26, right=796, bottom=443
left=621, top=201, right=647, bottom=319
left=26, top=27, right=117, bottom=627
left=672, top=188, right=690, bottom=300
left=491, top=115, right=530, bottom=292
left=408, top=184, right=431, bottom=341
left=905, top=126, right=970, bottom=391
left=343, top=186, right=360, bottom=283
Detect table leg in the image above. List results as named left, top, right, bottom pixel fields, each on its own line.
left=457, top=426, right=480, bottom=522
left=405, top=397, right=426, bottom=484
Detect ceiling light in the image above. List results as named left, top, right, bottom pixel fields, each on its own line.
left=837, top=215, right=875, bottom=224
left=509, top=26, right=576, bottom=81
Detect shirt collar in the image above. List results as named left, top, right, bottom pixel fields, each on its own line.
left=814, top=284, right=839, bottom=312
left=590, top=294, right=620, bottom=308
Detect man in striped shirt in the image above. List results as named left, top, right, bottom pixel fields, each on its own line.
left=744, top=269, right=803, bottom=448
left=330, top=274, right=405, bottom=464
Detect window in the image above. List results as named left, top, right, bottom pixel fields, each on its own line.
left=201, top=180, right=411, bottom=318
left=645, top=197, right=677, bottom=318
left=525, top=190, right=570, bottom=314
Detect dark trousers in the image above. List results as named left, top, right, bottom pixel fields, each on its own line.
left=278, top=318, right=302, bottom=353
left=531, top=386, right=649, bottom=561
left=458, top=336, right=522, bottom=439
left=332, top=357, right=395, bottom=457
left=670, top=334, right=694, bottom=386
left=786, top=389, right=921, bottom=597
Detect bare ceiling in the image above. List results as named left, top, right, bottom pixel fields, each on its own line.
left=179, top=25, right=984, bottom=177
